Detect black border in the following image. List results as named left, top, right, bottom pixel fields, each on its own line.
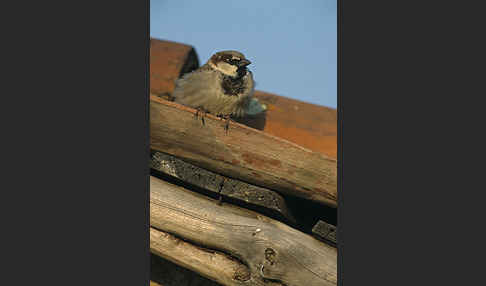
left=338, top=0, right=477, bottom=285
left=3, top=1, right=150, bottom=285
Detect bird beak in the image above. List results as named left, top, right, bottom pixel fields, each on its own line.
left=238, top=59, right=251, bottom=67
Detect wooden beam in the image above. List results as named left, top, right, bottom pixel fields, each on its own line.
left=150, top=38, right=337, bottom=159
left=150, top=150, right=296, bottom=223
left=150, top=176, right=337, bottom=286
left=150, top=96, right=337, bottom=207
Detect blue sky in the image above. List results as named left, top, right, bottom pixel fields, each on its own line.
left=150, top=0, right=337, bottom=108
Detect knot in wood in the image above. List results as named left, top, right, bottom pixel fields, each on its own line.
left=233, top=264, right=250, bottom=281
left=264, top=248, right=276, bottom=265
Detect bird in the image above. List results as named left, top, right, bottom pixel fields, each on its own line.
left=172, top=50, right=255, bottom=130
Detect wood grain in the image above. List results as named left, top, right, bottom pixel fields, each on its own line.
left=312, top=220, right=337, bottom=246
left=150, top=176, right=337, bottom=286
left=151, top=227, right=253, bottom=286
left=150, top=95, right=337, bottom=207
left=150, top=150, right=296, bottom=223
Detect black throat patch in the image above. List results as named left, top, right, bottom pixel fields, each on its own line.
left=221, top=71, right=247, bottom=96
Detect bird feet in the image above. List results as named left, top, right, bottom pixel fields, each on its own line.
left=194, top=107, right=207, bottom=126
left=217, top=114, right=233, bottom=134
left=194, top=111, right=233, bottom=134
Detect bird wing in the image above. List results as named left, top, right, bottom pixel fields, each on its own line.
left=172, top=70, right=222, bottom=109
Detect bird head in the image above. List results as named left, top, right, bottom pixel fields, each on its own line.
left=208, top=50, right=252, bottom=78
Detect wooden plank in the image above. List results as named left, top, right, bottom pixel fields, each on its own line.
left=150, top=95, right=337, bottom=207
left=150, top=176, right=337, bottom=286
left=150, top=38, right=337, bottom=159
left=312, top=220, right=337, bottom=246
left=150, top=150, right=296, bottom=223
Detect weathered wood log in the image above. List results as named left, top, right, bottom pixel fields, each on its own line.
left=151, top=227, right=254, bottom=286
left=150, top=176, right=337, bottom=286
left=150, top=95, right=337, bottom=207
left=150, top=38, right=337, bottom=159
left=150, top=150, right=296, bottom=223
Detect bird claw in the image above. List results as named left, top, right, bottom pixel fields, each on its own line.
left=217, top=114, right=232, bottom=134
left=224, top=119, right=230, bottom=134
left=194, top=108, right=206, bottom=126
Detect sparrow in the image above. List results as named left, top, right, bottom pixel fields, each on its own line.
left=172, top=50, right=255, bottom=130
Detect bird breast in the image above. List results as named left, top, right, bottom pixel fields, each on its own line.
left=172, top=68, right=254, bottom=117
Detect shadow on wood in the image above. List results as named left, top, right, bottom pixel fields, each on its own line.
left=234, top=109, right=267, bottom=131
left=151, top=253, right=221, bottom=286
